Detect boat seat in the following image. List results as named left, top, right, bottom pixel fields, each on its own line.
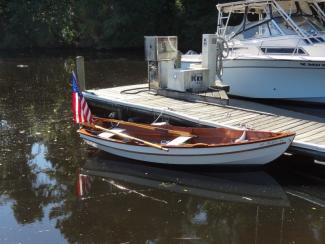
left=235, top=131, right=248, bottom=143
left=167, top=136, right=192, bottom=146
left=151, top=122, right=168, bottom=126
left=98, top=128, right=126, bottom=139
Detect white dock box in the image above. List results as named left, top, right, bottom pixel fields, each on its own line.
left=167, top=68, right=209, bottom=93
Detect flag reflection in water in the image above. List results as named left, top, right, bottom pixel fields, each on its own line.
left=76, top=169, right=94, bottom=199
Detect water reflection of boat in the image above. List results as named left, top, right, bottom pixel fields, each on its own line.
left=77, top=156, right=289, bottom=207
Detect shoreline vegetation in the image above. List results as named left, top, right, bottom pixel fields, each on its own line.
left=0, top=1, right=228, bottom=52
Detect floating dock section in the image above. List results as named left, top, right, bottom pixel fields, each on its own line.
left=84, top=84, right=325, bottom=160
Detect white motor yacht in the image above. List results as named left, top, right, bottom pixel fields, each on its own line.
left=182, top=0, right=325, bottom=104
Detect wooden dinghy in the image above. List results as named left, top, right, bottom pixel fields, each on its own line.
left=78, top=118, right=295, bottom=165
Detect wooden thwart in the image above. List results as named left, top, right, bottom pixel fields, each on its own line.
left=94, top=124, right=169, bottom=151
left=100, top=118, right=194, bottom=137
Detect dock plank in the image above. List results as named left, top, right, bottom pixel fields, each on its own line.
left=268, top=120, right=309, bottom=132
left=206, top=111, right=252, bottom=122
left=219, top=114, right=261, bottom=124
left=256, top=118, right=300, bottom=131
left=294, top=123, right=325, bottom=135
left=295, top=126, right=325, bottom=140
left=250, top=117, right=291, bottom=129
left=229, top=116, right=275, bottom=129
left=303, top=131, right=325, bottom=143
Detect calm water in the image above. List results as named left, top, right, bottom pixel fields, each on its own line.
left=1, top=52, right=325, bottom=243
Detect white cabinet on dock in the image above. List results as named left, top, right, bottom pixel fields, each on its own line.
left=167, top=68, right=209, bottom=93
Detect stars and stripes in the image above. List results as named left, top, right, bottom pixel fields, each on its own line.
left=71, top=71, right=93, bottom=124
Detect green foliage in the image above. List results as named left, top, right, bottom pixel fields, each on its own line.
left=0, top=0, right=75, bottom=48
left=177, top=0, right=218, bottom=50
left=0, top=0, right=220, bottom=50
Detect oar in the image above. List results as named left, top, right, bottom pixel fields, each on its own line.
left=96, top=118, right=195, bottom=138
left=93, top=124, right=169, bottom=152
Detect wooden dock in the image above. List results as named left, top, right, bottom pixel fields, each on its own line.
left=84, top=84, right=325, bottom=160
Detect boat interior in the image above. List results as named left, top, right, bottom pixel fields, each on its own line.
left=78, top=118, right=293, bottom=148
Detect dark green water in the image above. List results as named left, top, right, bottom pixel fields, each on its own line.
left=0, top=52, right=325, bottom=243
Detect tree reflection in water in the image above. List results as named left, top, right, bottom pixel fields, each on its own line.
left=0, top=56, right=86, bottom=240
left=0, top=54, right=324, bottom=243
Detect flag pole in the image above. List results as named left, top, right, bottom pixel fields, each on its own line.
left=76, top=56, right=86, bottom=91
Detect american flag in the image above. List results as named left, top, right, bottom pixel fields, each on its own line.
left=71, top=71, right=93, bottom=124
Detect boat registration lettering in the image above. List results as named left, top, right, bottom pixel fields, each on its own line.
left=300, top=62, right=325, bottom=67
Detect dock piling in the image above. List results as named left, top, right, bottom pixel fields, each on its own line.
left=76, top=56, right=86, bottom=90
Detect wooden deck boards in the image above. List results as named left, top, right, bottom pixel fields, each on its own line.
left=84, top=84, right=325, bottom=159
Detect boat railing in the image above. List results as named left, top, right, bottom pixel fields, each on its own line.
left=258, top=40, right=264, bottom=56
left=228, top=39, right=237, bottom=56
left=293, top=39, right=302, bottom=55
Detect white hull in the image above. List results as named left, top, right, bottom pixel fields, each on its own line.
left=80, top=133, right=294, bottom=165
left=223, top=57, right=325, bottom=103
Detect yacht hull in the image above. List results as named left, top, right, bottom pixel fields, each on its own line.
left=223, top=58, right=325, bottom=104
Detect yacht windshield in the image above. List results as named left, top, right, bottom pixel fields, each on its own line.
left=274, top=15, right=325, bottom=36
left=234, top=20, right=282, bottom=40
left=274, top=18, right=299, bottom=35
left=292, top=16, right=325, bottom=34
